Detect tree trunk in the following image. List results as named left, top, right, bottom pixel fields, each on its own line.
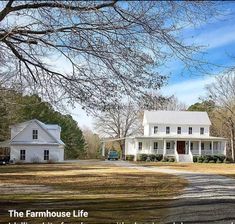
left=119, top=140, right=125, bottom=160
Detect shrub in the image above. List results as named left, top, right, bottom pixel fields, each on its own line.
left=155, top=154, right=163, bottom=162
left=125, top=155, right=134, bottom=161
left=198, top=156, right=204, bottom=163
left=224, top=157, right=232, bottom=164
left=169, top=157, right=175, bottom=162
left=214, top=155, right=225, bottom=162
left=193, top=156, right=199, bottom=163
left=148, top=154, right=156, bottom=161
left=209, top=160, right=215, bottom=163
left=203, top=159, right=209, bottom=163
left=216, top=159, right=222, bottom=163
left=161, top=156, right=169, bottom=162
left=137, top=154, right=148, bottom=161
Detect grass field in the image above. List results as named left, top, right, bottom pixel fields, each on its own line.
left=135, top=162, right=235, bottom=178
left=0, top=161, right=187, bottom=224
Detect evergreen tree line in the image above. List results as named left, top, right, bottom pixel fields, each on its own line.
left=0, top=89, right=86, bottom=159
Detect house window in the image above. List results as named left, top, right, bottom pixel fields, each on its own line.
left=166, top=127, right=170, bottom=134
left=32, top=130, right=38, bottom=139
left=154, top=126, right=158, bottom=134
left=188, top=127, right=192, bottom=135
left=200, top=127, right=204, bottom=135
left=154, top=142, right=158, bottom=150
left=166, top=142, right=171, bottom=149
left=177, top=127, right=181, bottom=134
left=190, top=142, right=193, bottom=150
left=201, top=142, right=204, bottom=150
left=210, top=143, right=212, bottom=150
left=44, top=150, right=49, bottom=160
left=20, top=150, right=26, bottom=160
left=138, top=142, right=142, bottom=150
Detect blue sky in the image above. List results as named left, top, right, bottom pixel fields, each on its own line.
left=71, top=2, right=235, bottom=129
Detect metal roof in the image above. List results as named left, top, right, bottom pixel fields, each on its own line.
left=143, top=110, right=211, bottom=126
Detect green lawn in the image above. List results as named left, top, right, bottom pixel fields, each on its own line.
left=0, top=161, right=187, bottom=224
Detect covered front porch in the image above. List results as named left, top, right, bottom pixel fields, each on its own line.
left=135, top=136, right=226, bottom=158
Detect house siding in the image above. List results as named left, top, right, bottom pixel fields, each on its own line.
left=10, top=145, right=64, bottom=163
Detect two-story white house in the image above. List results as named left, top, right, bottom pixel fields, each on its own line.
left=10, top=119, right=65, bottom=163
left=125, top=110, right=227, bottom=162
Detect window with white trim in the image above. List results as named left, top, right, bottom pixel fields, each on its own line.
left=166, top=142, right=171, bottom=149
left=138, top=142, right=142, bottom=150
left=32, top=129, right=38, bottom=139
left=154, top=126, right=158, bottom=134
left=201, top=142, right=204, bottom=150
left=200, top=127, right=204, bottom=135
left=166, top=127, right=170, bottom=134
left=188, top=127, right=192, bottom=135
left=153, top=142, right=158, bottom=150
left=44, top=150, right=49, bottom=160
left=20, top=150, right=26, bottom=160
left=177, top=127, right=181, bottom=134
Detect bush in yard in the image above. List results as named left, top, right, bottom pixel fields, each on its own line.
left=216, top=159, right=222, bottom=163
left=137, top=154, right=148, bottom=161
left=198, top=156, right=204, bottom=163
left=224, top=157, right=233, bottom=164
left=148, top=154, right=156, bottom=161
left=125, top=155, right=134, bottom=161
left=169, top=157, right=175, bottom=162
left=193, top=156, right=199, bottom=163
left=203, top=159, right=209, bottom=163
left=209, top=160, right=215, bottom=163
left=215, top=155, right=225, bottom=162
left=161, top=156, right=169, bottom=162
left=155, top=154, right=163, bottom=162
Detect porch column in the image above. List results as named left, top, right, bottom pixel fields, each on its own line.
left=163, top=139, right=166, bottom=156
left=211, top=141, right=214, bottom=155
left=102, top=142, right=105, bottom=157
left=149, top=140, right=152, bottom=154
left=189, top=140, right=191, bottom=154
left=199, top=140, right=201, bottom=156
left=224, top=141, right=227, bottom=156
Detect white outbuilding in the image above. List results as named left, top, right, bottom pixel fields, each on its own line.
left=10, top=119, right=65, bottom=163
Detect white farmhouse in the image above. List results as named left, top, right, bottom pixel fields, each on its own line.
left=10, top=119, right=65, bottom=163
left=125, top=110, right=227, bottom=162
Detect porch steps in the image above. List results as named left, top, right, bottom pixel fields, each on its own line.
left=178, top=154, right=193, bottom=163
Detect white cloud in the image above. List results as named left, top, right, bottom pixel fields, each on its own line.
left=188, top=24, right=235, bottom=50
left=161, top=75, right=216, bottom=106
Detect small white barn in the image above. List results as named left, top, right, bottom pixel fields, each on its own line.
left=125, top=110, right=227, bottom=162
left=10, top=119, right=65, bottom=163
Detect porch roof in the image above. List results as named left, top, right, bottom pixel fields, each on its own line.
left=129, top=135, right=227, bottom=141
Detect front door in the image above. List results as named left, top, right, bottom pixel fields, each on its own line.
left=177, top=141, right=185, bottom=154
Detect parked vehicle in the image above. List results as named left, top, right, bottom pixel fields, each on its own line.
left=107, top=151, right=119, bottom=160
left=0, top=155, right=10, bottom=165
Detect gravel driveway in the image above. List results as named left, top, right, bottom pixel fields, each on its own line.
left=109, top=160, right=235, bottom=224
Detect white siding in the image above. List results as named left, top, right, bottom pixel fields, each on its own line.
left=12, top=122, right=56, bottom=144
left=10, top=145, right=64, bottom=163
left=144, top=124, right=210, bottom=137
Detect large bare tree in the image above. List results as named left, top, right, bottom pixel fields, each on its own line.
left=94, top=101, right=141, bottom=157
left=206, top=71, right=235, bottom=161
left=0, top=1, right=221, bottom=110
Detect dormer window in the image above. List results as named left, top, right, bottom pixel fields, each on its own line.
left=32, top=130, right=38, bottom=139
left=188, top=127, right=192, bottom=135
left=177, top=127, right=181, bottom=134
left=166, top=126, right=170, bottom=134
left=154, top=126, right=158, bottom=134
left=200, top=127, right=204, bottom=135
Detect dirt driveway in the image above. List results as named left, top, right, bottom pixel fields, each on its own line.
left=110, top=160, right=235, bottom=224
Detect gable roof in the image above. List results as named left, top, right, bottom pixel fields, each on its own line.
left=10, top=119, right=65, bottom=145
left=143, top=110, right=211, bottom=126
